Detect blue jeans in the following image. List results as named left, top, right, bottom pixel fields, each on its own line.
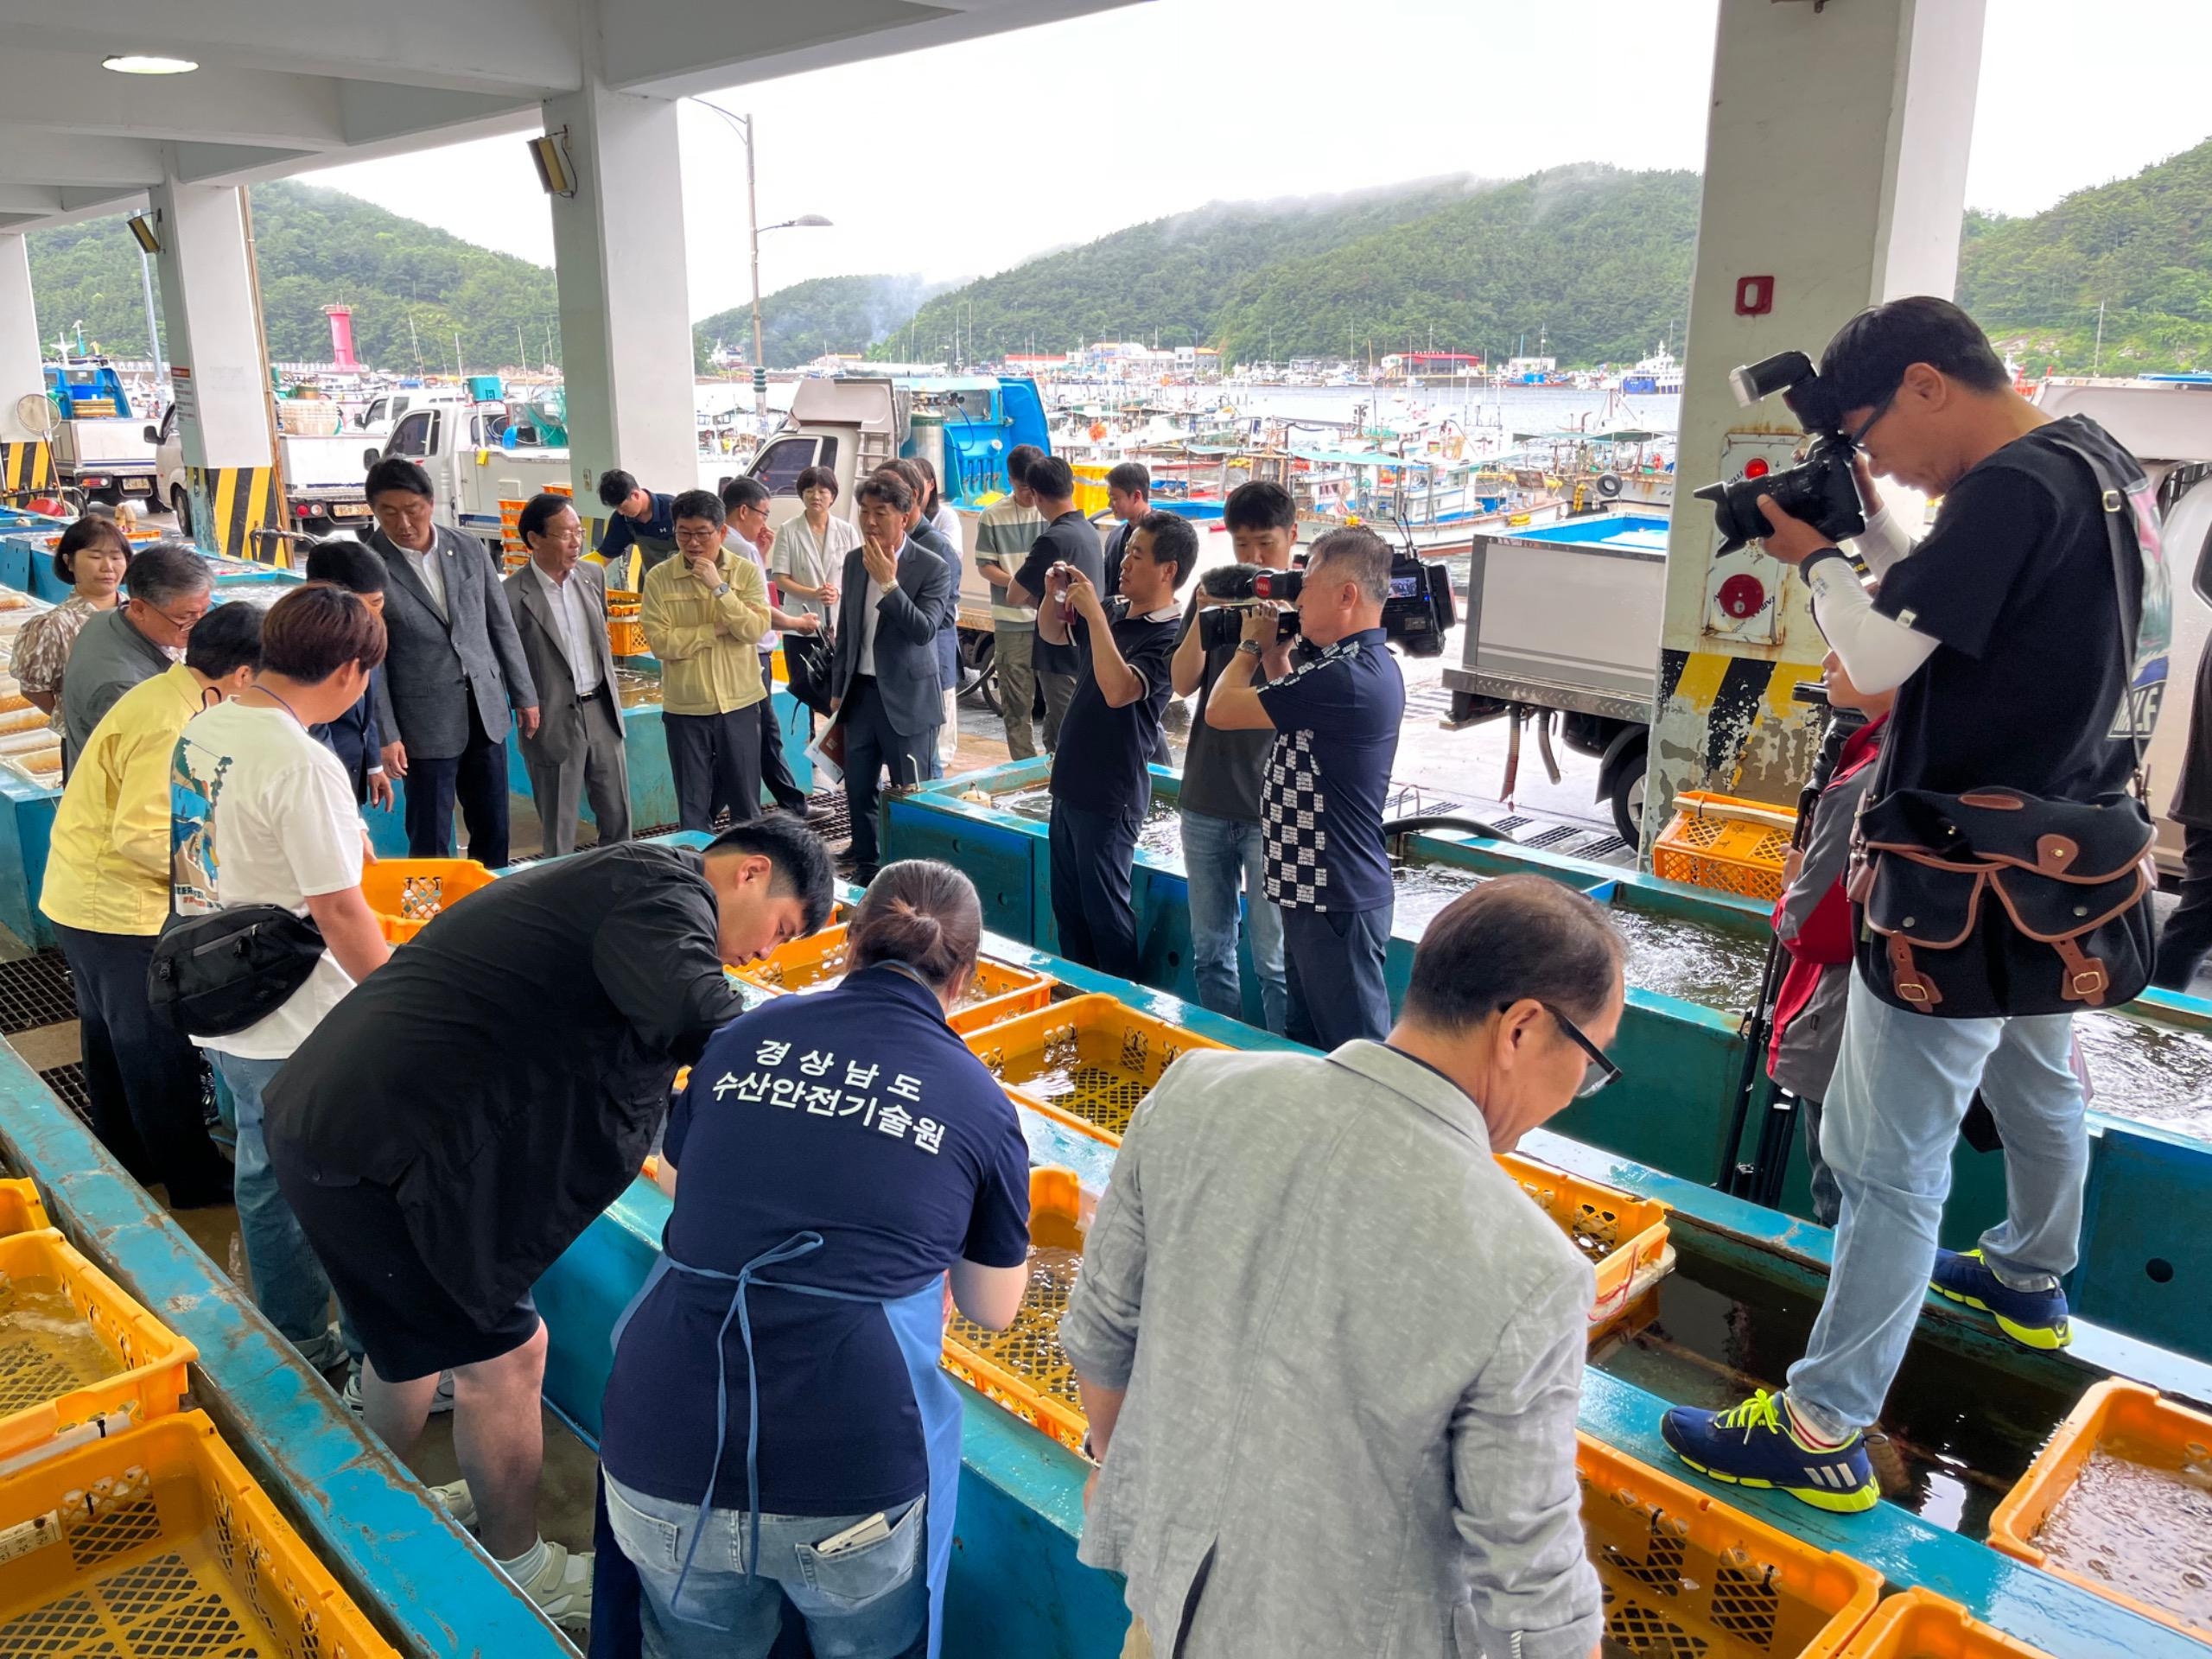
left=1785, top=971, right=2087, bottom=1439
left=212, top=1052, right=350, bottom=1373
left=605, top=1476, right=927, bottom=1659
left=1180, top=809, right=1287, bottom=1033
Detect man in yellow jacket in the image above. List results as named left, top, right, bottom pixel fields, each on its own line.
left=640, top=488, right=776, bottom=832
left=40, top=601, right=264, bottom=1205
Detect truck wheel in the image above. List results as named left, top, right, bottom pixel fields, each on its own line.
left=169, top=487, right=193, bottom=537
left=1608, top=734, right=1649, bottom=845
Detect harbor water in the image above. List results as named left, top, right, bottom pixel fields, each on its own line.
left=2033, top=1451, right=2212, bottom=1634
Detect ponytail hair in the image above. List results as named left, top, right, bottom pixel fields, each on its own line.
left=848, top=860, right=982, bottom=992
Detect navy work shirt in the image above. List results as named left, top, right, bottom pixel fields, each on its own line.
left=596, top=492, right=677, bottom=572
left=599, top=963, right=1032, bottom=1516
left=1256, top=627, right=1405, bottom=912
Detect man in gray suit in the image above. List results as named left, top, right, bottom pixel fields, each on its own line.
left=505, top=492, right=630, bottom=856
left=365, top=458, right=539, bottom=869
left=830, top=470, right=953, bottom=879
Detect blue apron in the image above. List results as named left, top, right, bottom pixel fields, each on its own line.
left=595, top=1231, right=963, bottom=1659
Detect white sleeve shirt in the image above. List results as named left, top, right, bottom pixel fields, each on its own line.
left=531, top=562, right=603, bottom=695
left=404, top=540, right=449, bottom=620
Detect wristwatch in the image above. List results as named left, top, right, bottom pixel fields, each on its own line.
left=1236, top=639, right=1264, bottom=658
left=713, top=582, right=731, bottom=597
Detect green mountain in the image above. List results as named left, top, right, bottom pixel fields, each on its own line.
left=28, top=180, right=564, bottom=374
left=878, top=175, right=1502, bottom=365
left=693, top=274, right=950, bottom=369
left=1957, top=137, right=2212, bottom=373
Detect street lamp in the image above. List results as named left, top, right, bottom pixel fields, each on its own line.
left=692, top=99, right=831, bottom=425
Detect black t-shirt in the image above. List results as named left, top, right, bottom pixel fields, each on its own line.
left=1176, top=593, right=1274, bottom=823
left=1051, top=606, right=1180, bottom=817
left=1871, top=416, right=2159, bottom=801
left=1103, top=519, right=1137, bottom=597
left=1015, top=512, right=1103, bottom=676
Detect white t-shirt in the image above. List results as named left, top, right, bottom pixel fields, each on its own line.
left=171, top=701, right=367, bottom=1060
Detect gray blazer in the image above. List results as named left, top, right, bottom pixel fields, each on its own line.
left=1060, top=1041, right=1602, bottom=1659
left=369, top=525, right=537, bottom=760
left=503, top=561, right=621, bottom=769
left=829, top=537, right=953, bottom=738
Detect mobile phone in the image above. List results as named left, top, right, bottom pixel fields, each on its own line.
left=814, top=1511, right=893, bottom=1556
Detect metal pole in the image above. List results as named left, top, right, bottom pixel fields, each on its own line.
left=746, top=114, right=766, bottom=433
left=137, top=249, right=163, bottom=379
left=2093, top=300, right=2106, bottom=377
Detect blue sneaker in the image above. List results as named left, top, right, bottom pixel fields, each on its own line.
left=1930, top=1249, right=2071, bottom=1351
left=1660, top=1389, right=1879, bottom=1513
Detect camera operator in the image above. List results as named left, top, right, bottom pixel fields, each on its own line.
left=1205, top=525, right=1405, bottom=1049
left=1037, top=513, right=1195, bottom=979
left=1662, top=296, right=2168, bottom=1515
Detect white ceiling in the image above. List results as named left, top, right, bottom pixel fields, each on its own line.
left=0, top=0, right=1128, bottom=231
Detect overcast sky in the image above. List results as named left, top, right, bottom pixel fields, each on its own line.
left=304, top=0, right=2212, bottom=324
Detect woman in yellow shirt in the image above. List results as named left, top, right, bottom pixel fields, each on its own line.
left=39, top=602, right=263, bottom=1205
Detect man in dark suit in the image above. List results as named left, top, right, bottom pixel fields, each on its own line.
left=302, top=539, right=394, bottom=809
left=364, top=457, right=539, bottom=868
left=830, top=470, right=953, bottom=879
left=505, top=492, right=630, bottom=856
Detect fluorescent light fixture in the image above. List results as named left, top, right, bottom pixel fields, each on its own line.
left=529, top=130, right=577, bottom=198
left=125, top=214, right=162, bottom=255
left=103, top=54, right=199, bottom=74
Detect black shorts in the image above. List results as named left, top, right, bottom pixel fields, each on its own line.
left=268, top=1132, right=539, bottom=1383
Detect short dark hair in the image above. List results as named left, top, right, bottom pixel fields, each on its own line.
left=848, top=860, right=981, bottom=992
left=260, top=583, right=387, bottom=680
left=517, top=492, right=575, bottom=547
left=721, top=475, right=771, bottom=517
left=302, top=538, right=387, bottom=594
left=1005, top=444, right=1044, bottom=489
left=1106, top=461, right=1151, bottom=496
left=1223, top=479, right=1297, bottom=535
left=183, top=601, right=263, bottom=679
left=1819, top=296, right=2010, bottom=415
left=597, top=469, right=640, bottom=510
left=705, top=812, right=835, bottom=934
left=1402, top=874, right=1622, bottom=1032
left=1135, top=511, right=1198, bottom=588
left=1308, top=525, right=1392, bottom=604
left=53, top=516, right=130, bottom=586
left=364, top=457, right=434, bottom=501
left=794, top=465, right=839, bottom=500
left=1027, top=454, right=1076, bottom=503
left=855, top=472, right=912, bottom=515
left=124, top=543, right=213, bottom=607
left=670, top=487, right=725, bottom=528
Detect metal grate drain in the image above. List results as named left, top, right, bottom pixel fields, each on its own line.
left=1520, top=824, right=1581, bottom=849
left=39, top=1062, right=93, bottom=1129
left=1574, top=834, right=1633, bottom=860
left=0, top=950, right=76, bottom=1034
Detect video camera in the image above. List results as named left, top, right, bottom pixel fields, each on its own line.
left=1192, top=550, right=1456, bottom=657
left=1694, top=350, right=1867, bottom=555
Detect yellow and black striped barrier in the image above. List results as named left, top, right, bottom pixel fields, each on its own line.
left=0, top=441, right=54, bottom=499
left=187, top=466, right=282, bottom=562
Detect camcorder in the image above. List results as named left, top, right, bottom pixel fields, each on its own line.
left=1192, top=552, right=1456, bottom=656
left=1694, top=350, right=1868, bottom=555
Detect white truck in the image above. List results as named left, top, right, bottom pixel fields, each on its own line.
left=151, top=401, right=372, bottom=539
left=41, top=360, right=158, bottom=507
left=365, top=400, right=574, bottom=553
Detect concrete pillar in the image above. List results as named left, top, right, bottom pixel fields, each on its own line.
left=1639, top=0, right=1985, bottom=846
left=0, top=235, right=56, bottom=502
left=148, top=177, right=281, bottom=558
left=542, top=75, right=697, bottom=558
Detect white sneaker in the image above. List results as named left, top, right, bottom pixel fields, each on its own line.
left=429, top=1478, right=477, bottom=1530
left=342, top=1367, right=456, bottom=1414
left=508, top=1541, right=593, bottom=1629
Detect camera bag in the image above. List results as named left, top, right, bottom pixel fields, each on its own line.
left=1850, top=422, right=2168, bottom=1018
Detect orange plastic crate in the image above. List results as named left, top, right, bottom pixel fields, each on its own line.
left=0, top=1177, right=50, bottom=1236
left=1581, top=1435, right=1881, bottom=1659
left=1837, top=1590, right=2052, bottom=1657
left=0, top=1412, right=401, bottom=1657
left=607, top=590, right=646, bottom=658
left=962, top=994, right=1230, bottom=1139
left=734, top=925, right=1054, bottom=1033
left=1503, top=1154, right=1671, bottom=1332
left=1986, top=1378, right=2212, bottom=1642
left=357, top=857, right=496, bottom=943
left=942, top=1166, right=1091, bottom=1455
left=1653, top=789, right=1796, bottom=901
left=0, top=1228, right=195, bottom=1459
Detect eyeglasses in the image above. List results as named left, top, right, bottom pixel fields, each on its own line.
left=1535, top=1001, right=1622, bottom=1098
left=672, top=524, right=722, bottom=543
left=1849, top=388, right=1900, bottom=448
left=136, top=598, right=207, bottom=634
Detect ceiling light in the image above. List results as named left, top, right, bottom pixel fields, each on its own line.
left=104, top=54, right=199, bottom=74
